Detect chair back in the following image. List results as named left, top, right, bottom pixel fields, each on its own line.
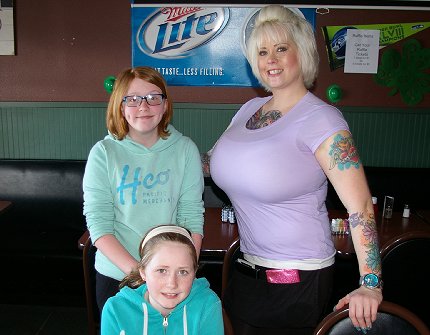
left=82, top=234, right=100, bottom=335
left=221, top=237, right=240, bottom=301
left=313, top=301, right=430, bottom=335
left=223, top=307, right=234, bottom=335
left=380, top=231, right=430, bottom=328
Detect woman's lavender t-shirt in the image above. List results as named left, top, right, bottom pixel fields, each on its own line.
left=210, top=92, right=349, bottom=261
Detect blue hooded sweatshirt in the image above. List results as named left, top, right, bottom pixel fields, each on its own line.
left=101, top=277, right=224, bottom=335
left=83, top=124, right=204, bottom=280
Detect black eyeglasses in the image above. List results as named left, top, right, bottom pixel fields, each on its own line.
left=122, top=94, right=166, bottom=107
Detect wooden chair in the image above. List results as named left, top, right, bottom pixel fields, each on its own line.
left=223, top=307, right=235, bottom=335
left=380, top=231, right=430, bottom=329
left=219, top=237, right=240, bottom=335
left=221, top=237, right=240, bottom=301
left=79, top=230, right=100, bottom=335
left=313, top=301, right=430, bottom=335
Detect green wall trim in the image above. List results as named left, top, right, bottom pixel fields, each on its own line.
left=0, top=102, right=108, bottom=108
left=340, top=106, right=430, bottom=168
left=1, top=102, right=429, bottom=167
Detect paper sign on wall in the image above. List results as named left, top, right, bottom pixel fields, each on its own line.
left=344, top=29, right=380, bottom=74
left=0, top=0, right=15, bottom=55
left=322, top=22, right=430, bottom=71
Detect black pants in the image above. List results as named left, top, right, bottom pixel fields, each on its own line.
left=224, top=263, right=334, bottom=335
left=96, top=271, right=121, bottom=315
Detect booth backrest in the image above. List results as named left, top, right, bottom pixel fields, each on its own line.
left=327, top=166, right=430, bottom=211
left=0, top=159, right=87, bottom=306
left=0, top=159, right=87, bottom=231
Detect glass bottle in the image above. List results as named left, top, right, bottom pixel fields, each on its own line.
left=384, top=205, right=393, bottom=219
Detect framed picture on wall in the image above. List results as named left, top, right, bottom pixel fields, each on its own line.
left=0, top=0, right=15, bottom=55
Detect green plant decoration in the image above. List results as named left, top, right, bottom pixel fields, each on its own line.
left=374, top=38, right=430, bottom=106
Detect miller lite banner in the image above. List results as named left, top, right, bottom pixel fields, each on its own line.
left=131, top=4, right=316, bottom=87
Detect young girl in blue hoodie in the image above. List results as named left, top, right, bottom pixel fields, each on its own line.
left=83, top=66, right=204, bottom=313
left=101, top=225, right=224, bottom=335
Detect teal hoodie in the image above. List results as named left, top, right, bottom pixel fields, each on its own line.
left=83, top=125, right=204, bottom=280
left=101, top=277, right=224, bottom=335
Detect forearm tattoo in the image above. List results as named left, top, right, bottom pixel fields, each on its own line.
left=246, top=108, right=282, bottom=130
left=201, top=152, right=211, bottom=177
left=349, top=212, right=381, bottom=273
left=329, top=133, right=361, bottom=170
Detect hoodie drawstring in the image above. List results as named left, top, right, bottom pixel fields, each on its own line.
left=183, top=305, right=188, bottom=335
left=142, top=303, right=148, bottom=335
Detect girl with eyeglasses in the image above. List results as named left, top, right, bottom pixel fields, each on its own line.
left=83, top=66, right=204, bottom=315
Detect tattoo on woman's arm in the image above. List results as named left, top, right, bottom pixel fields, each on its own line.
left=349, top=212, right=381, bottom=273
left=201, top=153, right=211, bottom=177
left=329, top=133, right=361, bottom=170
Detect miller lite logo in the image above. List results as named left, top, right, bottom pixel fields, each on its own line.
left=136, top=7, right=230, bottom=59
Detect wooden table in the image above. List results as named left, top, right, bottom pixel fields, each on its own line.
left=201, top=207, right=239, bottom=263
left=0, top=200, right=12, bottom=215
left=331, top=210, right=430, bottom=258
left=205, top=208, right=430, bottom=260
left=78, top=207, right=429, bottom=262
left=416, top=209, right=430, bottom=225
left=78, top=207, right=239, bottom=263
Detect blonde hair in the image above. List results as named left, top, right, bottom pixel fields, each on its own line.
left=246, top=5, right=319, bottom=90
left=119, top=225, right=197, bottom=289
left=106, top=66, right=173, bottom=140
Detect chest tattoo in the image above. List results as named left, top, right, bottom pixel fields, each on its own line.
left=246, top=108, right=283, bottom=130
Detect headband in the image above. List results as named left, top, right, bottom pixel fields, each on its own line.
left=141, top=225, right=194, bottom=251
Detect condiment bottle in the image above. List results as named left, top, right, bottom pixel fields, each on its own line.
left=402, top=204, right=410, bottom=218
left=384, top=205, right=393, bottom=219
left=372, top=196, right=378, bottom=216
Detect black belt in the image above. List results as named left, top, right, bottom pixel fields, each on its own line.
left=234, top=259, right=268, bottom=280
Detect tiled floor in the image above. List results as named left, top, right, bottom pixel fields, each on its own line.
left=0, top=304, right=88, bottom=335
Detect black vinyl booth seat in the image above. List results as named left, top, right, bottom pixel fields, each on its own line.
left=326, top=166, right=430, bottom=212
left=0, top=159, right=87, bottom=306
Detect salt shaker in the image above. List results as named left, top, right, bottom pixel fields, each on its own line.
left=221, top=205, right=229, bottom=222
left=402, top=204, right=410, bottom=218
left=372, top=196, right=378, bottom=216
